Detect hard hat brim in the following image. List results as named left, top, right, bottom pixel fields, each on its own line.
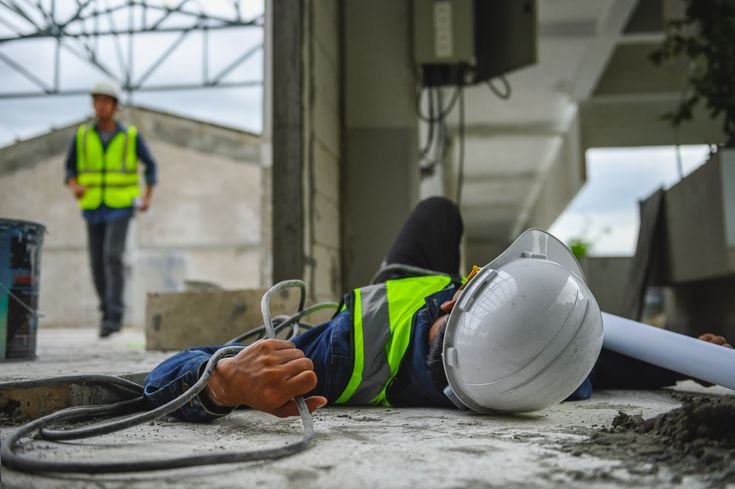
left=484, top=228, right=585, bottom=280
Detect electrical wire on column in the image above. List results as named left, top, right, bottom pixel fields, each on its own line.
left=417, top=86, right=460, bottom=176
left=486, top=75, right=512, bottom=100
left=416, top=73, right=513, bottom=208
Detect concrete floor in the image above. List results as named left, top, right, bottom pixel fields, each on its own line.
left=1, top=328, right=733, bottom=489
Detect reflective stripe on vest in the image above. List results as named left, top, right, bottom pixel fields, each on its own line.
left=335, top=274, right=453, bottom=406
left=76, top=124, right=140, bottom=210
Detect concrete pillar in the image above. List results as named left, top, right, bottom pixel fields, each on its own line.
left=269, top=0, right=343, bottom=303
left=270, top=0, right=305, bottom=284
left=261, top=0, right=274, bottom=287
left=341, top=0, right=419, bottom=290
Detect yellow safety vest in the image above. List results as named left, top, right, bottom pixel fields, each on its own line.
left=334, top=274, right=454, bottom=407
left=75, top=124, right=140, bottom=210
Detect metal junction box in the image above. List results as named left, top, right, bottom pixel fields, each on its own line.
left=413, top=0, right=537, bottom=86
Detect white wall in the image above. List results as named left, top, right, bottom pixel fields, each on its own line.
left=0, top=130, right=264, bottom=328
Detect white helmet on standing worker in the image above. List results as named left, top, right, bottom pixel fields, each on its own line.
left=90, top=80, right=121, bottom=102
left=442, top=228, right=603, bottom=413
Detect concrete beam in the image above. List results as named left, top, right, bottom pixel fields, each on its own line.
left=570, top=0, right=639, bottom=101
left=126, top=106, right=261, bottom=163
left=580, top=95, right=726, bottom=149
left=521, top=115, right=585, bottom=234
left=458, top=121, right=566, bottom=138
left=592, top=43, right=687, bottom=96
left=0, top=123, right=76, bottom=177
left=538, top=20, right=597, bottom=39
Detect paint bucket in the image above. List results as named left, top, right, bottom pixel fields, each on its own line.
left=0, top=218, right=45, bottom=360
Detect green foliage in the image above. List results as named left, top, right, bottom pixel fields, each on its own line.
left=567, top=238, right=590, bottom=260
left=649, top=0, right=735, bottom=147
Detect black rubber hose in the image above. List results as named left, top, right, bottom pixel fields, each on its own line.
left=1, top=345, right=315, bottom=473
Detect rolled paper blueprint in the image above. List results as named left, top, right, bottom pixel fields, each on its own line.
left=602, top=312, right=735, bottom=391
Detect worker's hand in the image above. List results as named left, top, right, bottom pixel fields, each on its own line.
left=69, top=181, right=85, bottom=199
left=138, top=195, right=151, bottom=212
left=691, top=333, right=732, bottom=387
left=698, top=333, right=732, bottom=348
left=204, top=339, right=327, bottom=418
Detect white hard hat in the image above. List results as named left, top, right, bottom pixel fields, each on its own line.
left=442, top=228, right=603, bottom=413
left=90, top=80, right=121, bottom=101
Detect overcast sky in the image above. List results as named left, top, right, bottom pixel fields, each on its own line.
left=1, top=1, right=712, bottom=259
left=549, top=145, right=711, bottom=256
left=0, top=0, right=264, bottom=145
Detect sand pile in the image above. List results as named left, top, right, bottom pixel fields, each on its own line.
left=565, top=395, right=735, bottom=485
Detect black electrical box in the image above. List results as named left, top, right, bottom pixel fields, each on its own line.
left=414, top=0, right=537, bottom=87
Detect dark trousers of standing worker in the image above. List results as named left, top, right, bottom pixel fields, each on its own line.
left=87, top=217, right=130, bottom=336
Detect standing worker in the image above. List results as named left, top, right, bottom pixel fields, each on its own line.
left=64, top=81, right=158, bottom=338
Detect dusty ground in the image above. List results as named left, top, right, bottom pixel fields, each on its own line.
left=1, top=328, right=734, bottom=488
left=562, top=394, right=735, bottom=487
left=3, top=390, right=734, bottom=489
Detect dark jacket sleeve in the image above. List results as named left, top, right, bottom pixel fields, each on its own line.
left=136, top=133, right=158, bottom=186
left=143, top=346, right=235, bottom=422
left=64, top=136, right=77, bottom=184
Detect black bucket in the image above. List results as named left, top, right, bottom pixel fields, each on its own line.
left=0, top=218, right=45, bottom=360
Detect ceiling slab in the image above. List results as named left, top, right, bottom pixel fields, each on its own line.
left=444, top=0, right=642, bottom=250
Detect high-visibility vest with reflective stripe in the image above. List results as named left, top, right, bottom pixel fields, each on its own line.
left=76, top=124, right=140, bottom=210
left=335, top=274, right=454, bottom=407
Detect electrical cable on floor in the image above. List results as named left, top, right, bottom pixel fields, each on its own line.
left=0, top=280, right=338, bottom=474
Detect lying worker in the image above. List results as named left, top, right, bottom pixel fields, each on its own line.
left=143, top=197, right=732, bottom=421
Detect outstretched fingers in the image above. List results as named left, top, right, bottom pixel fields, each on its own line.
left=698, top=333, right=732, bottom=348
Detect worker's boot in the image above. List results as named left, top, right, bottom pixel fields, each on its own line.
left=99, top=319, right=121, bottom=338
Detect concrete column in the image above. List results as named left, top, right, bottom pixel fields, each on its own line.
left=341, top=0, right=419, bottom=290
left=271, top=0, right=305, bottom=283
left=261, top=0, right=274, bottom=287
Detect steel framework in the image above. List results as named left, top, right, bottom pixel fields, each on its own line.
left=0, top=0, right=263, bottom=99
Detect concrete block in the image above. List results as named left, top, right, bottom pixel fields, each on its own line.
left=584, top=256, right=633, bottom=316
left=665, top=150, right=735, bottom=283
left=0, top=375, right=144, bottom=421
left=145, top=288, right=302, bottom=351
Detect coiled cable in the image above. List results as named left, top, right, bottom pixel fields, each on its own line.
left=0, top=280, right=338, bottom=474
